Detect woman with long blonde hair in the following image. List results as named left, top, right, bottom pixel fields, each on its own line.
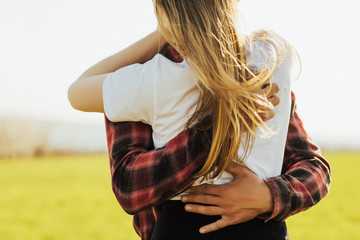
left=68, top=0, right=294, bottom=239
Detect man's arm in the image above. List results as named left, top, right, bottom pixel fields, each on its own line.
left=182, top=93, right=331, bottom=234
left=105, top=118, right=210, bottom=214
left=263, top=94, right=331, bottom=220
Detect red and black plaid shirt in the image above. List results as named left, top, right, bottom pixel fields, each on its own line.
left=104, top=45, right=331, bottom=240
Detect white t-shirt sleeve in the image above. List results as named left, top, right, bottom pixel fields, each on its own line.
left=102, top=56, right=161, bottom=124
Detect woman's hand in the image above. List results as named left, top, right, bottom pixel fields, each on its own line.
left=256, top=83, right=280, bottom=122
left=181, top=162, right=273, bottom=234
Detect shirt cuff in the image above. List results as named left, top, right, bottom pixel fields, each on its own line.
left=261, top=176, right=291, bottom=222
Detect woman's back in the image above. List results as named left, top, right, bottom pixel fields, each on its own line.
left=102, top=30, right=294, bottom=183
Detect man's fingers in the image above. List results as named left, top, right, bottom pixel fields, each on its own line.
left=184, top=204, right=223, bottom=216
left=198, top=218, right=230, bottom=234
left=181, top=193, right=222, bottom=205
left=186, top=183, right=221, bottom=195
left=225, top=162, right=248, bottom=176
left=199, top=209, right=263, bottom=234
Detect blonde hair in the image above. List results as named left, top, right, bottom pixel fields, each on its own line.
left=154, top=0, right=286, bottom=178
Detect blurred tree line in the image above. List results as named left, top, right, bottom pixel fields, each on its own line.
left=0, top=117, right=106, bottom=159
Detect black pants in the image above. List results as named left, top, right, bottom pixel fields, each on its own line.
left=151, top=201, right=288, bottom=240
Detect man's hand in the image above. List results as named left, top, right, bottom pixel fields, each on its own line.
left=181, top=163, right=273, bottom=234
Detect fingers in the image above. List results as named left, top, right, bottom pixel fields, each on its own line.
left=186, top=183, right=221, bottom=195
left=252, top=82, right=279, bottom=97
left=269, top=95, right=280, bottom=107
left=198, top=218, right=230, bottom=234
left=261, top=82, right=279, bottom=98
left=259, top=108, right=275, bottom=122
left=225, top=162, right=245, bottom=175
left=225, top=162, right=250, bottom=176
left=256, top=89, right=279, bottom=122
left=184, top=203, right=223, bottom=216
left=181, top=193, right=222, bottom=205
left=253, top=82, right=279, bottom=116
left=198, top=210, right=261, bottom=234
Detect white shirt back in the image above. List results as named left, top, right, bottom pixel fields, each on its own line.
left=103, top=34, right=294, bottom=199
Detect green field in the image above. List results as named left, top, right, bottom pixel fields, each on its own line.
left=0, top=152, right=359, bottom=240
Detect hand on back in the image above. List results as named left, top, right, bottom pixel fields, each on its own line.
left=255, top=82, right=280, bottom=122
left=180, top=82, right=279, bottom=234
left=181, top=163, right=273, bottom=234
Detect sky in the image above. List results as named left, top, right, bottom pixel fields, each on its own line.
left=1, top=0, right=359, bottom=149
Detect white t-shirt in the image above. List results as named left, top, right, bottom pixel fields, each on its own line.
left=103, top=35, right=293, bottom=199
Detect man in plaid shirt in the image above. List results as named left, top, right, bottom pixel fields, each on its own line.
left=104, top=45, right=331, bottom=240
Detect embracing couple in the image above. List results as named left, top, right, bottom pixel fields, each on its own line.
left=68, top=0, right=331, bottom=239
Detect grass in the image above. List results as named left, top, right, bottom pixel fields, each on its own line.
left=0, top=152, right=359, bottom=240
left=286, top=152, right=360, bottom=239
left=0, top=155, right=138, bottom=240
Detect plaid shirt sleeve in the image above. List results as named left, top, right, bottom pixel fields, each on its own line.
left=263, top=92, right=331, bottom=221
left=105, top=119, right=210, bottom=214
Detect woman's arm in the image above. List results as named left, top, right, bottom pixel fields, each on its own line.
left=68, top=30, right=166, bottom=112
